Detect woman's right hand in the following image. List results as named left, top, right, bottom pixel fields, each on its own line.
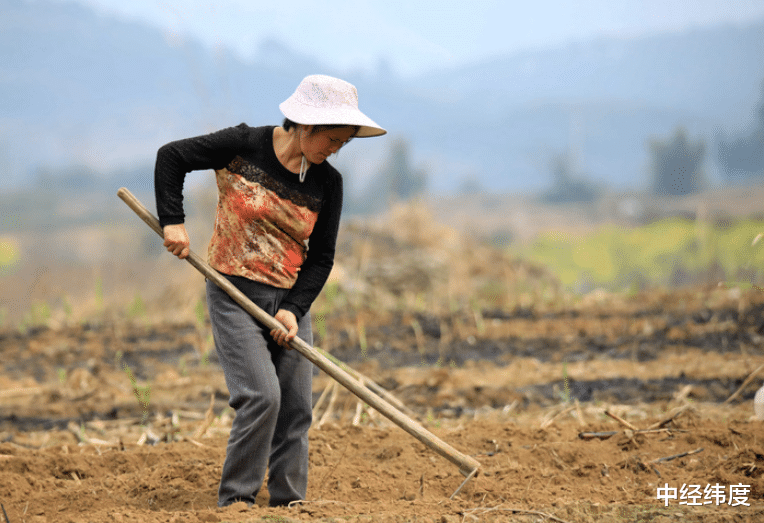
left=163, top=224, right=190, bottom=259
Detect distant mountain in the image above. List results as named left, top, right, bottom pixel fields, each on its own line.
left=419, top=23, right=764, bottom=122
left=401, top=22, right=764, bottom=192
left=2, top=0, right=764, bottom=194
left=1, top=0, right=316, bottom=184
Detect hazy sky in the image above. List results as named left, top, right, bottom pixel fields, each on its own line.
left=42, top=0, right=764, bottom=76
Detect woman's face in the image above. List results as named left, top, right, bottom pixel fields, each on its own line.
left=300, top=126, right=356, bottom=164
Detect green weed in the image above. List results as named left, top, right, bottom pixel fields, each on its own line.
left=178, top=355, right=188, bottom=377
left=123, top=363, right=151, bottom=424
left=127, top=293, right=146, bottom=319
left=314, top=312, right=327, bottom=341
left=321, top=281, right=340, bottom=311
left=194, top=297, right=206, bottom=326
left=19, top=300, right=52, bottom=332
left=425, top=409, right=442, bottom=429
left=560, top=362, right=571, bottom=403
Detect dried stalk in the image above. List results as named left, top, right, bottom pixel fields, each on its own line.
left=67, top=421, right=90, bottom=445
left=579, top=428, right=687, bottom=440
left=317, top=382, right=340, bottom=428
left=673, top=384, right=694, bottom=403
left=171, top=410, right=206, bottom=420
left=540, top=405, right=575, bottom=429
left=462, top=505, right=571, bottom=523
left=724, top=363, right=764, bottom=404
left=352, top=400, right=364, bottom=426
left=181, top=437, right=209, bottom=448
left=193, top=394, right=217, bottom=439
left=604, top=410, right=639, bottom=431
left=578, top=431, right=619, bottom=440
left=317, top=348, right=417, bottom=419
left=646, top=404, right=691, bottom=430
left=649, top=447, right=704, bottom=464
left=0, top=386, right=44, bottom=399
left=312, top=381, right=334, bottom=418
left=574, top=399, right=585, bottom=426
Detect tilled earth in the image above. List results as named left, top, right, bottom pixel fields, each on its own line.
left=1, top=286, right=764, bottom=522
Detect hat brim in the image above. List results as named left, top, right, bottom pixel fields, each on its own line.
left=279, top=99, right=386, bottom=138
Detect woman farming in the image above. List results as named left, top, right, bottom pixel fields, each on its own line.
left=154, top=75, right=386, bottom=507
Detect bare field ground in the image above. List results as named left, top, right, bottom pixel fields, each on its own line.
left=2, top=190, right=764, bottom=522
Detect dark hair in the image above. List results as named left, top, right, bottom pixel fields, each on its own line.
left=282, top=118, right=360, bottom=137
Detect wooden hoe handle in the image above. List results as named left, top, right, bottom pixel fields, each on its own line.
left=117, top=188, right=480, bottom=488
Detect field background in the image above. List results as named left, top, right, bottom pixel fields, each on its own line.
left=1, top=182, right=764, bottom=522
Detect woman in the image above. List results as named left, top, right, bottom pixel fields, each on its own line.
left=154, top=75, right=386, bottom=507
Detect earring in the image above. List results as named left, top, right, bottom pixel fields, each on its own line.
left=299, top=155, right=307, bottom=183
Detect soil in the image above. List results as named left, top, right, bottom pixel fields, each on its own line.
left=2, top=200, right=764, bottom=522
left=1, top=285, right=764, bottom=523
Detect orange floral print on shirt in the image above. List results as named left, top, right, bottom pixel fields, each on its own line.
left=208, top=156, right=321, bottom=289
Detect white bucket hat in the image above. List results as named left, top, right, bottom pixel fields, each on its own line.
left=279, top=75, right=386, bottom=138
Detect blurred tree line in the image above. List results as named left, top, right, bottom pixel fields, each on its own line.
left=11, top=80, right=764, bottom=222
left=539, top=152, right=601, bottom=204
left=541, top=80, right=764, bottom=201
left=716, top=81, right=764, bottom=182
left=649, top=127, right=705, bottom=196
left=649, top=81, right=764, bottom=197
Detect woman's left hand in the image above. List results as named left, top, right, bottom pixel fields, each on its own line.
left=271, top=309, right=298, bottom=348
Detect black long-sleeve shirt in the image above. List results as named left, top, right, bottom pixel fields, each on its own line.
left=154, top=124, right=343, bottom=320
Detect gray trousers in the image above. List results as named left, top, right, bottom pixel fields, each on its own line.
left=206, top=275, right=313, bottom=507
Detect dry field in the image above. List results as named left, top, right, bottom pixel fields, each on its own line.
left=1, top=195, right=764, bottom=522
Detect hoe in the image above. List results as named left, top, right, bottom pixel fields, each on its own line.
left=118, top=187, right=480, bottom=499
